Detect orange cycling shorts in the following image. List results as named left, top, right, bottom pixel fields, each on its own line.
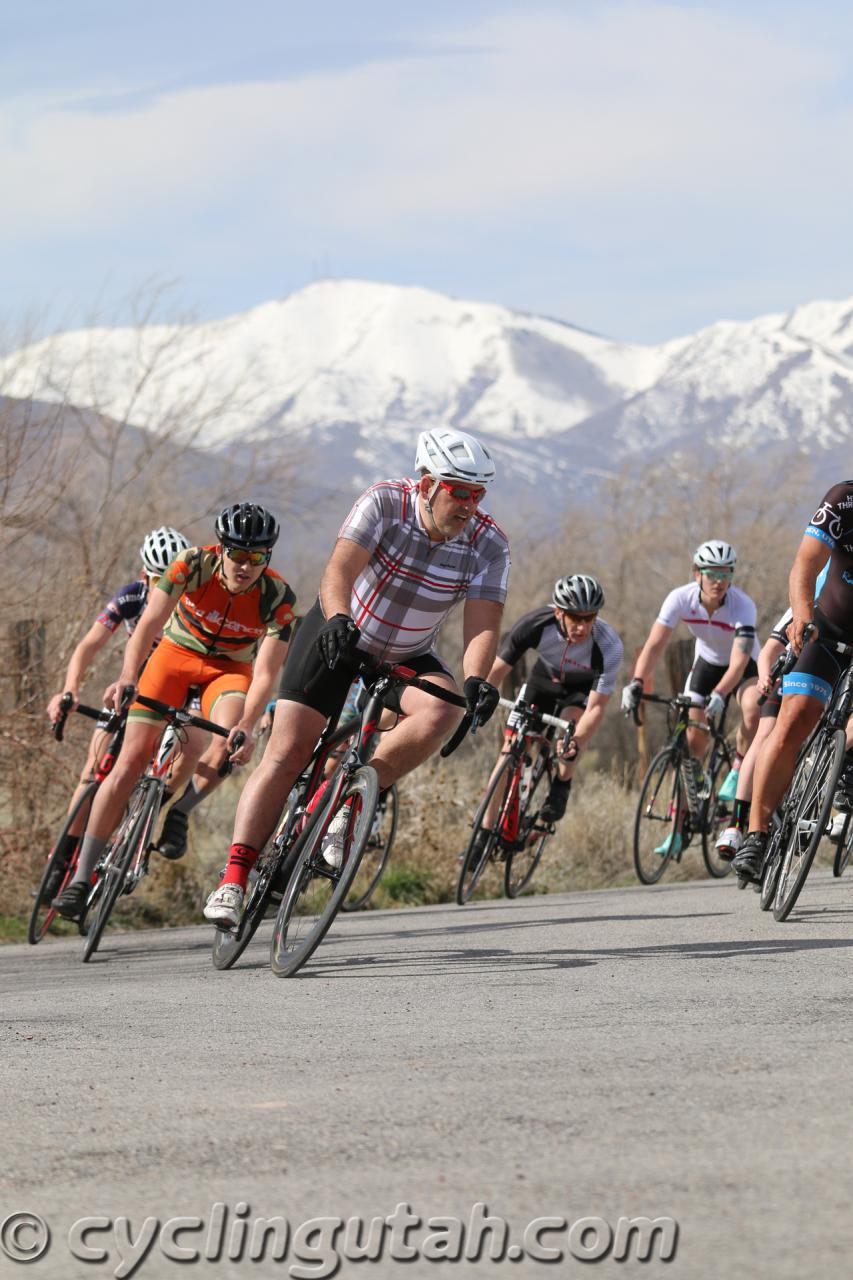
left=130, top=638, right=251, bottom=723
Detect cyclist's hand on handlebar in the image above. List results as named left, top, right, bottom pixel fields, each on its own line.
left=789, top=616, right=815, bottom=656
left=317, top=613, right=360, bottom=670
left=463, top=677, right=500, bottom=726
left=226, top=722, right=254, bottom=766
left=47, top=691, right=77, bottom=724
left=104, top=680, right=136, bottom=714
left=621, top=678, right=644, bottom=715
left=704, top=690, right=725, bottom=730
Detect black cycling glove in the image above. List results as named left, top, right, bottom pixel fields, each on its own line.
left=317, top=614, right=360, bottom=671
left=463, top=676, right=500, bottom=726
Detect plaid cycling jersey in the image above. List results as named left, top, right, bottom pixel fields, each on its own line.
left=97, top=579, right=148, bottom=636
left=657, top=582, right=759, bottom=666
left=498, top=606, right=624, bottom=696
left=338, top=477, right=510, bottom=659
left=157, top=546, right=296, bottom=662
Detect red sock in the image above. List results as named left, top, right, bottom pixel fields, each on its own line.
left=224, top=843, right=259, bottom=890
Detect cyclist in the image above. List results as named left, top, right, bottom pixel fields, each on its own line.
left=44, top=527, right=199, bottom=895
left=205, top=427, right=510, bottom=927
left=734, top=484, right=853, bottom=881
left=465, top=574, right=623, bottom=861
left=715, top=560, right=832, bottom=860
left=621, top=540, right=761, bottom=857
left=52, top=504, right=296, bottom=921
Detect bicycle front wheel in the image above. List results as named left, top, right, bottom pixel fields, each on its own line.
left=82, top=784, right=159, bottom=962
left=270, top=765, right=378, bottom=978
left=457, top=754, right=515, bottom=905
left=774, top=729, right=845, bottom=922
left=701, top=743, right=735, bottom=878
left=341, top=783, right=398, bottom=912
left=633, top=748, right=684, bottom=885
left=28, top=780, right=98, bottom=945
left=505, top=752, right=552, bottom=898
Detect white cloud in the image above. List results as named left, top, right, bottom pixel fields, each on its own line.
left=1, top=4, right=851, bottom=256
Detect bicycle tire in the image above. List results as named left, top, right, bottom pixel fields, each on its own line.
left=832, top=813, right=853, bottom=877
left=457, top=754, right=516, bottom=905
left=633, top=748, right=684, bottom=885
left=270, top=765, right=379, bottom=978
left=28, top=780, right=98, bottom=945
left=82, top=784, right=159, bottom=962
left=341, top=783, right=399, bottom=911
left=504, top=750, right=553, bottom=898
left=701, top=742, right=735, bottom=878
left=211, top=805, right=302, bottom=970
left=759, top=823, right=785, bottom=911
left=773, top=729, right=846, bottom=922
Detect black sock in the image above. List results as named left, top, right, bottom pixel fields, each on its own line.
left=733, top=799, right=751, bottom=831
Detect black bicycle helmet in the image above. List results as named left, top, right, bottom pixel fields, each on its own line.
left=552, top=573, right=605, bottom=612
left=215, top=502, right=279, bottom=550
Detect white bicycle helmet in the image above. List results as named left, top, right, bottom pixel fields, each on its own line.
left=552, top=574, right=605, bottom=612
left=693, top=539, right=737, bottom=570
left=140, top=526, right=190, bottom=575
left=415, top=428, right=496, bottom=486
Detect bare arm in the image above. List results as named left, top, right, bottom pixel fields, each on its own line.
left=227, top=634, right=290, bottom=762
left=789, top=535, right=828, bottom=653
left=757, top=636, right=786, bottom=695
left=631, top=621, right=673, bottom=686
left=570, top=690, right=610, bottom=752
left=486, top=655, right=513, bottom=687
left=462, top=598, right=505, bottom=680
left=318, top=538, right=372, bottom=619
left=47, top=620, right=113, bottom=721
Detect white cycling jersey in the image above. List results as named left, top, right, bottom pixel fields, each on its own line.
left=656, top=582, right=759, bottom=666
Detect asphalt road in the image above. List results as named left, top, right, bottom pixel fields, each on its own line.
left=4, top=870, right=853, bottom=1280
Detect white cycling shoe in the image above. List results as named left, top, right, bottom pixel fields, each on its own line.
left=321, top=806, right=350, bottom=869
left=204, top=883, right=244, bottom=928
left=715, top=827, right=743, bottom=861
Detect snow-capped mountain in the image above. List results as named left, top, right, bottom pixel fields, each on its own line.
left=2, top=280, right=852, bottom=509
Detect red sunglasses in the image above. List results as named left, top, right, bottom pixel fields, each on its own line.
left=436, top=480, right=486, bottom=503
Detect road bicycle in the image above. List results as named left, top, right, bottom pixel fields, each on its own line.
left=28, top=697, right=125, bottom=944
left=632, top=693, right=735, bottom=885
left=457, top=696, right=575, bottom=904
left=267, top=658, right=470, bottom=978
left=211, top=714, right=398, bottom=969
left=764, top=643, right=853, bottom=922
left=81, top=691, right=237, bottom=962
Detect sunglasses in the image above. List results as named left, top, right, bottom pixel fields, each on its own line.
left=700, top=569, right=733, bottom=581
left=224, top=546, right=271, bottom=566
left=436, top=480, right=486, bottom=503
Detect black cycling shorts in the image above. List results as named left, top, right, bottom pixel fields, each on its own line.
left=520, top=675, right=591, bottom=716
left=781, top=606, right=853, bottom=705
left=277, top=599, right=452, bottom=722
left=684, top=656, right=758, bottom=704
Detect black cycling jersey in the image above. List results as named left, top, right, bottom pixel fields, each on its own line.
left=804, top=482, right=853, bottom=636
left=497, top=606, right=623, bottom=698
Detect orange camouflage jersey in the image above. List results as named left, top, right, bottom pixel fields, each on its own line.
left=157, top=546, right=296, bottom=662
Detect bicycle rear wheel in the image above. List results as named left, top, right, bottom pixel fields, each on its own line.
left=505, top=752, right=552, bottom=898
left=633, top=748, right=684, bottom=885
left=341, top=783, right=398, bottom=911
left=773, top=729, right=845, bottom=922
left=82, top=784, right=159, bottom=962
left=701, top=744, right=735, bottom=878
left=212, top=804, right=302, bottom=970
left=270, top=766, right=378, bottom=978
left=457, top=754, right=515, bottom=905
left=28, top=780, right=98, bottom=944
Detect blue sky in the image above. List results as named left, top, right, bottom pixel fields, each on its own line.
left=4, top=0, right=853, bottom=343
